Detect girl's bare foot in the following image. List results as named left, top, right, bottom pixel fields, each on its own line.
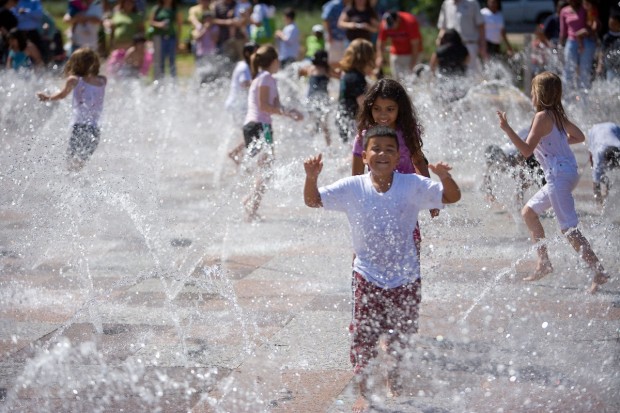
left=352, top=395, right=369, bottom=413
left=588, top=271, right=609, bottom=294
left=523, top=261, right=553, bottom=281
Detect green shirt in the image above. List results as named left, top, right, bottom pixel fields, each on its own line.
left=112, top=11, right=144, bottom=45
left=151, top=6, right=176, bottom=37
left=305, top=35, right=325, bottom=59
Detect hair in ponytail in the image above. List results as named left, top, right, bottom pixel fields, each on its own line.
left=250, top=44, right=278, bottom=79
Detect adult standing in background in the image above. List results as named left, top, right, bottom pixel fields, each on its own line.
left=480, top=0, right=513, bottom=58
left=213, top=0, right=237, bottom=59
left=338, top=0, right=379, bottom=44
left=321, top=0, right=345, bottom=69
left=559, top=0, right=596, bottom=90
left=437, top=0, right=487, bottom=76
left=149, top=0, right=182, bottom=79
left=375, top=9, right=422, bottom=81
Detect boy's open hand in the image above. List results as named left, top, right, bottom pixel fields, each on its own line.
left=428, top=161, right=452, bottom=179
left=304, top=153, right=323, bottom=179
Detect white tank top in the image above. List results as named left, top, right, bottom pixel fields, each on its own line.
left=72, top=77, right=105, bottom=126
left=533, top=119, right=578, bottom=178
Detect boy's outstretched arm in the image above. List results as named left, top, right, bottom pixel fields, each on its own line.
left=304, top=154, right=323, bottom=208
left=429, top=162, right=461, bottom=204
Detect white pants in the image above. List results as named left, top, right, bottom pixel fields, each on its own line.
left=526, top=169, right=580, bottom=231
left=389, top=54, right=413, bottom=81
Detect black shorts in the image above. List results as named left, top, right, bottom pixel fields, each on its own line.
left=68, top=123, right=100, bottom=161
left=242, top=122, right=273, bottom=157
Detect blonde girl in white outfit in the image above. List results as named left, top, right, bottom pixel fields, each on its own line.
left=37, top=48, right=106, bottom=171
left=497, top=71, right=608, bottom=294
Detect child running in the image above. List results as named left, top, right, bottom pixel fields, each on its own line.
left=227, top=42, right=258, bottom=164
left=336, top=38, right=375, bottom=143
left=242, top=44, right=303, bottom=221
left=304, top=126, right=461, bottom=413
left=298, top=49, right=332, bottom=146
left=496, top=71, right=609, bottom=294
left=37, top=47, right=106, bottom=172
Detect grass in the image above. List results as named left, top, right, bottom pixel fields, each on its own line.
left=45, top=1, right=440, bottom=78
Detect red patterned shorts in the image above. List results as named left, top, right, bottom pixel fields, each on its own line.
left=349, top=272, right=422, bottom=374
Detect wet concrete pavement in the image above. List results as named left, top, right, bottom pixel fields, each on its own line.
left=0, top=127, right=619, bottom=413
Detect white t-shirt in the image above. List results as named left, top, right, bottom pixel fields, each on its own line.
left=319, top=172, right=445, bottom=288
left=278, top=22, right=300, bottom=61
left=481, top=8, right=504, bottom=45
left=251, top=3, right=275, bottom=25
left=588, top=122, right=620, bottom=183
left=244, top=70, right=278, bottom=125
left=437, top=0, right=484, bottom=43
left=225, top=60, right=251, bottom=113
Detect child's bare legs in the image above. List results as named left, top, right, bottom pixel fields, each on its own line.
left=352, top=374, right=371, bottom=413
left=228, top=141, right=245, bottom=165
left=243, top=178, right=266, bottom=221
left=243, top=152, right=272, bottom=221
left=319, top=114, right=331, bottom=147
left=67, top=156, right=85, bottom=172
left=563, top=227, right=609, bottom=293
left=522, top=205, right=553, bottom=280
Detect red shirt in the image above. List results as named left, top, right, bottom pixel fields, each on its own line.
left=378, top=12, right=423, bottom=56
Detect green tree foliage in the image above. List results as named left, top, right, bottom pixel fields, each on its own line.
left=405, top=0, right=443, bottom=24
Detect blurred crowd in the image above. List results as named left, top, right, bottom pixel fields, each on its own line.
left=1, top=0, right=618, bottom=88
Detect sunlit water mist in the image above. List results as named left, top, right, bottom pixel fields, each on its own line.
left=0, top=60, right=619, bottom=412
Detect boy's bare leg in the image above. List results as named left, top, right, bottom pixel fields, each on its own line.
left=352, top=376, right=370, bottom=413
left=522, top=206, right=553, bottom=280
left=563, top=228, right=609, bottom=293
left=386, top=368, right=401, bottom=398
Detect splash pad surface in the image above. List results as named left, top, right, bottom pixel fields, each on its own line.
left=0, top=69, right=619, bottom=412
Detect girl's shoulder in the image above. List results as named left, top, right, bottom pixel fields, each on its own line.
left=83, top=75, right=107, bottom=87
left=66, top=75, right=80, bottom=85
left=534, top=110, right=557, bottom=133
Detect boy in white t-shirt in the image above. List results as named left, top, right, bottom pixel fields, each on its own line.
left=274, top=7, right=299, bottom=67
left=587, top=122, right=620, bottom=203
left=303, top=126, right=461, bottom=412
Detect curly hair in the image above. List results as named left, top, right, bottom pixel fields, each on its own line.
left=357, top=78, right=424, bottom=158
left=63, top=47, right=100, bottom=77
